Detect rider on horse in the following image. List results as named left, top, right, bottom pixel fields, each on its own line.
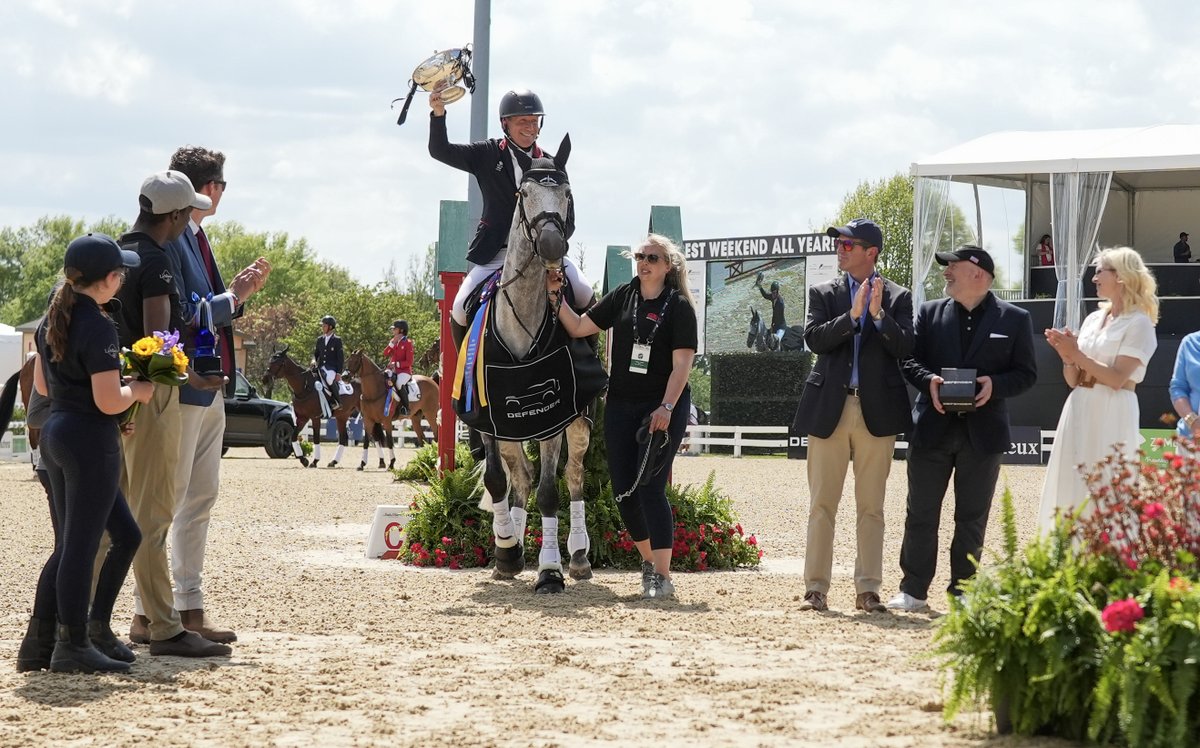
left=755, top=273, right=787, bottom=347
left=428, top=87, right=595, bottom=353
left=313, top=315, right=344, bottom=411
left=382, top=319, right=413, bottom=415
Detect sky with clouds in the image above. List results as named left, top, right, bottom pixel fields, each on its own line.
left=3, top=0, right=1199, bottom=286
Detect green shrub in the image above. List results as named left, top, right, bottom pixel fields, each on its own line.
left=392, top=441, right=475, bottom=482
left=936, top=443, right=1200, bottom=746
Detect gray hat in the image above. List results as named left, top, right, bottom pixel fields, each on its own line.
left=140, top=170, right=212, bottom=214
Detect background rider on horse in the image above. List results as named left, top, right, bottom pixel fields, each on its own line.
left=382, top=319, right=413, bottom=415
left=313, top=315, right=344, bottom=411
left=755, top=272, right=787, bottom=348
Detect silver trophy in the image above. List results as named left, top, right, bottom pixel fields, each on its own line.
left=393, top=44, right=476, bottom=126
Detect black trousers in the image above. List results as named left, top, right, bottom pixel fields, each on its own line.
left=605, top=391, right=691, bottom=551
left=35, top=412, right=141, bottom=626
left=899, top=418, right=1001, bottom=599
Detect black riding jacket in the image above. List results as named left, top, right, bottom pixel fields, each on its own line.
left=428, top=113, right=549, bottom=266
left=758, top=287, right=786, bottom=332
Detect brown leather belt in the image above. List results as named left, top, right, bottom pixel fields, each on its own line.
left=1076, top=372, right=1136, bottom=391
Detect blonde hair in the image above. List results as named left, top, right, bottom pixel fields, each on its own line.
left=625, top=234, right=696, bottom=309
left=1096, top=247, right=1159, bottom=323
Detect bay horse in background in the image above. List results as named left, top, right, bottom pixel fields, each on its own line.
left=469, top=134, right=594, bottom=594
left=0, top=355, right=40, bottom=471
left=345, top=349, right=439, bottom=471
left=417, top=337, right=441, bottom=383
left=746, top=307, right=777, bottom=352
left=264, top=347, right=361, bottom=468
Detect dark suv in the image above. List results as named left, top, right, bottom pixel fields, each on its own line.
left=223, top=371, right=296, bottom=458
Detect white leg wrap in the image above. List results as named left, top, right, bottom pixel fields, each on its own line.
left=539, top=516, right=561, bottom=569
left=292, top=441, right=304, bottom=457
left=511, top=506, right=528, bottom=547
left=493, top=499, right=516, bottom=547
left=375, top=443, right=385, bottom=460
left=361, top=445, right=369, bottom=464
left=333, top=444, right=345, bottom=463
left=567, top=500, right=589, bottom=555
left=313, top=444, right=322, bottom=461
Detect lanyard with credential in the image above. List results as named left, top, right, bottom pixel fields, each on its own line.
left=629, top=289, right=674, bottom=375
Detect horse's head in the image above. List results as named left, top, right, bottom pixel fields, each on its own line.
left=746, top=307, right=760, bottom=348
left=512, top=133, right=574, bottom=267
left=346, top=349, right=363, bottom=377
left=266, top=345, right=293, bottom=375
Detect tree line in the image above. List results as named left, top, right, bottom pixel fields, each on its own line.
left=0, top=217, right=442, bottom=389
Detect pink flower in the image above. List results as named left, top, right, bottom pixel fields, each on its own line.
left=1101, top=598, right=1144, bottom=633
left=747, top=535, right=758, bottom=546
left=1142, top=502, right=1165, bottom=521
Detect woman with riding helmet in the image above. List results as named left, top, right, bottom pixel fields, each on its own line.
left=382, top=319, right=414, bottom=415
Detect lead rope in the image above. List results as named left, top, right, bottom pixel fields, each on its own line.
left=613, top=437, right=655, bottom=503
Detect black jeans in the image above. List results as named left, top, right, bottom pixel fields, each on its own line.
left=899, top=418, right=1001, bottom=599
left=605, top=390, right=691, bottom=550
left=35, top=412, right=141, bottom=626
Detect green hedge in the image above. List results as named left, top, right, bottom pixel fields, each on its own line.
left=709, top=351, right=811, bottom=427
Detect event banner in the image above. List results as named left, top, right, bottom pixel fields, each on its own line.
left=684, top=233, right=836, bottom=262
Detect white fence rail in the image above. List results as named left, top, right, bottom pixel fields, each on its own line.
left=0, top=421, right=29, bottom=459
left=682, top=425, right=789, bottom=457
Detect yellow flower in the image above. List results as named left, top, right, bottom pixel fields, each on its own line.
left=132, top=336, right=162, bottom=357
left=172, top=347, right=189, bottom=375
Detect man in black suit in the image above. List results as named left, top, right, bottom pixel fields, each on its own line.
left=888, top=246, right=1037, bottom=612
left=1174, top=232, right=1191, bottom=263
left=314, top=315, right=344, bottom=410
left=793, top=218, right=914, bottom=613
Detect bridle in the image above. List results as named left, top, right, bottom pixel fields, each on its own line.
left=499, top=168, right=574, bottom=354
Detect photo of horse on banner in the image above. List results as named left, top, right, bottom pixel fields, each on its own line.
left=451, top=135, right=608, bottom=594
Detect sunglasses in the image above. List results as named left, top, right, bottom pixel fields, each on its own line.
left=836, top=238, right=868, bottom=251
left=211, top=179, right=227, bottom=190
left=633, top=252, right=661, bottom=264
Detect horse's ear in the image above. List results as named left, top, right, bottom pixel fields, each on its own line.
left=281, top=344, right=289, bottom=356
left=513, top=147, right=533, bottom=174
left=554, top=133, right=571, bottom=171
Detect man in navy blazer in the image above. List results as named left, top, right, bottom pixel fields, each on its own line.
left=154, top=146, right=269, bottom=646
left=887, top=246, right=1036, bottom=612
left=793, top=218, right=914, bottom=614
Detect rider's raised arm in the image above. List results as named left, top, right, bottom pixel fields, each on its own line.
left=428, top=109, right=488, bottom=174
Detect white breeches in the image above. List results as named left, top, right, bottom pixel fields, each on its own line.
left=451, top=253, right=593, bottom=326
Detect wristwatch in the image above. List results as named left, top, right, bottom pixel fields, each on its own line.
left=872, top=308, right=885, bottom=321
left=661, top=402, right=674, bottom=412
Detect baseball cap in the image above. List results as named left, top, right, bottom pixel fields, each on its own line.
left=140, top=169, right=212, bottom=214
left=64, top=233, right=141, bottom=284
left=827, top=218, right=884, bottom=251
left=936, top=245, right=995, bottom=276
left=1181, top=232, right=1189, bottom=239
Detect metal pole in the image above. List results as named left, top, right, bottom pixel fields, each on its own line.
left=468, top=0, right=491, bottom=226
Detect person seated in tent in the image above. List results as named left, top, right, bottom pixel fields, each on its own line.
left=1035, top=234, right=1054, bottom=266
left=1174, top=232, right=1191, bottom=263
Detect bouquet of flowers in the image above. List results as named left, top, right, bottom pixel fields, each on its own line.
left=121, top=329, right=189, bottom=424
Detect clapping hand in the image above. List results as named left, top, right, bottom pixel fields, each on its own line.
left=1044, top=327, right=1080, bottom=365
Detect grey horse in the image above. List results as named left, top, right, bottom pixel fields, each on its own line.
left=477, top=134, right=594, bottom=594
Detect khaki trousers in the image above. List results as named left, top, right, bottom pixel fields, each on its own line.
left=169, top=396, right=225, bottom=611
left=123, top=384, right=185, bottom=640
left=803, top=395, right=896, bottom=595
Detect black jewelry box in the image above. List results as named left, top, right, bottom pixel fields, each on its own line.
left=940, top=367, right=978, bottom=413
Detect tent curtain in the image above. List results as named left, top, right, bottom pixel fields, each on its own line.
left=1050, top=171, right=1112, bottom=330
left=911, top=176, right=953, bottom=307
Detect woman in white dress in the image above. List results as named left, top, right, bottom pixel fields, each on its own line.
left=1038, top=247, right=1159, bottom=531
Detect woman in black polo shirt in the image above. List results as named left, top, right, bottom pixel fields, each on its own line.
left=550, top=234, right=697, bottom=600
left=19, top=234, right=153, bottom=674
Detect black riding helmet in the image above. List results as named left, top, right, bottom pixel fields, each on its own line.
left=393, top=319, right=408, bottom=334
left=770, top=281, right=780, bottom=294
left=320, top=315, right=337, bottom=329
left=499, top=89, right=545, bottom=129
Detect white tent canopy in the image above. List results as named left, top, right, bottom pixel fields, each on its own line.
left=910, top=125, right=1200, bottom=327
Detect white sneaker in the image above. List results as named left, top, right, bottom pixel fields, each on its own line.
left=886, top=592, right=929, bottom=612
left=644, top=573, right=675, bottom=600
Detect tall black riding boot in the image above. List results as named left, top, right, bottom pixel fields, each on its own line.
left=88, top=619, right=136, bottom=663
left=50, top=624, right=130, bottom=674
left=398, top=386, right=409, bottom=416
left=16, top=616, right=57, bottom=672
left=450, top=320, right=485, bottom=462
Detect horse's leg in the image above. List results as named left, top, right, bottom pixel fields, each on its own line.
left=294, top=416, right=311, bottom=466
left=374, top=422, right=387, bottom=469
left=329, top=419, right=347, bottom=468
left=357, top=420, right=370, bottom=471
left=533, top=435, right=566, bottom=594
left=483, top=436, right=524, bottom=578
left=385, top=426, right=396, bottom=470
left=310, top=417, right=322, bottom=468
left=564, top=418, right=593, bottom=580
